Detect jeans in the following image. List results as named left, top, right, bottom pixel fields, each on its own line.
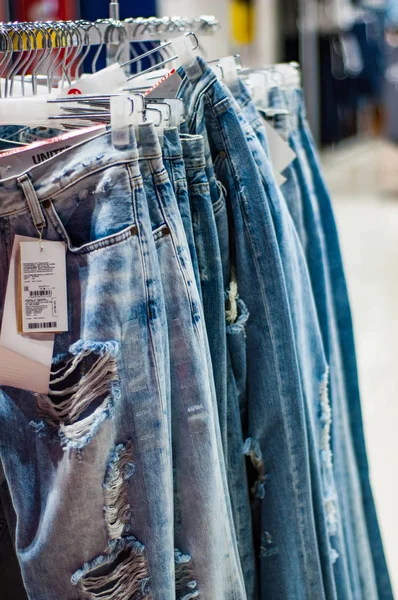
left=181, top=129, right=258, bottom=598
left=178, top=56, right=329, bottom=600
left=0, top=130, right=175, bottom=599
left=274, top=86, right=380, bottom=599
left=298, top=97, right=394, bottom=600
left=162, top=127, right=202, bottom=298
left=137, top=123, right=247, bottom=599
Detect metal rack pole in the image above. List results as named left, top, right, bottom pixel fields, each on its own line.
left=109, top=1, right=120, bottom=21
left=107, top=0, right=128, bottom=66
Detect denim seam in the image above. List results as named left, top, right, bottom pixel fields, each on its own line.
left=174, top=179, right=188, bottom=189
left=0, top=159, right=141, bottom=218
left=127, top=164, right=165, bottom=419
left=187, top=79, right=220, bottom=128
left=162, top=153, right=184, bottom=162
left=208, top=94, right=310, bottom=587
left=212, top=194, right=226, bottom=215
left=45, top=199, right=138, bottom=254
left=212, top=97, right=231, bottom=116
left=149, top=166, right=200, bottom=334
left=188, top=182, right=210, bottom=193
left=153, top=224, right=170, bottom=242
left=200, top=94, right=263, bottom=600
left=185, top=163, right=206, bottom=171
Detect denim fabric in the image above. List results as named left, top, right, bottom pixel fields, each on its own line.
left=0, top=126, right=61, bottom=151
left=298, top=98, right=394, bottom=600
left=136, top=123, right=247, bottom=599
left=0, top=131, right=176, bottom=599
left=230, top=87, right=344, bottom=599
left=181, top=131, right=258, bottom=598
left=228, top=78, right=271, bottom=158
left=275, top=86, right=379, bottom=599
left=162, top=128, right=202, bottom=298
left=178, top=57, right=329, bottom=600
left=0, top=486, right=28, bottom=600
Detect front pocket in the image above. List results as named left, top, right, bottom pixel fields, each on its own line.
left=43, top=165, right=139, bottom=253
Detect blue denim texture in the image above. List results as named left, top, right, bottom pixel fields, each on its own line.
left=181, top=130, right=258, bottom=598
left=268, top=86, right=385, bottom=599
left=0, top=130, right=177, bottom=599
left=137, top=123, right=247, bottom=599
left=228, top=79, right=271, bottom=159
left=0, top=126, right=61, bottom=150
left=162, top=128, right=202, bottom=299
left=0, top=65, right=392, bottom=600
left=297, top=96, right=394, bottom=600
left=178, top=56, right=331, bottom=599
left=231, top=90, right=347, bottom=599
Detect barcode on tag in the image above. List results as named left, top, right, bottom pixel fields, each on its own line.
left=29, top=289, right=52, bottom=297
left=19, top=241, right=68, bottom=334
left=28, top=322, right=58, bottom=330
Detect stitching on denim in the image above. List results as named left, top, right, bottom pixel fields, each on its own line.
left=127, top=164, right=167, bottom=423
left=207, top=91, right=311, bottom=587
left=184, top=162, right=206, bottom=171
left=0, top=161, right=140, bottom=218
left=45, top=199, right=137, bottom=254
left=151, top=175, right=200, bottom=331
left=188, top=182, right=210, bottom=193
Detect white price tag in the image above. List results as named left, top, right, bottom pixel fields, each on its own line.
left=0, top=235, right=54, bottom=393
left=262, top=120, right=297, bottom=175
left=20, top=241, right=68, bottom=334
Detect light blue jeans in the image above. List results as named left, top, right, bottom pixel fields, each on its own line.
left=0, top=130, right=175, bottom=599
left=179, top=56, right=330, bottom=600
left=137, top=122, right=247, bottom=599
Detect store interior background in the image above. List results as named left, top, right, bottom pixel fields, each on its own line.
left=2, top=0, right=397, bottom=590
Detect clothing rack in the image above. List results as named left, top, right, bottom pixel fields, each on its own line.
left=0, top=16, right=220, bottom=54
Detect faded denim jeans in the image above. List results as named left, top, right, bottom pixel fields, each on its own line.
left=0, top=131, right=176, bottom=599
left=137, top=122, right=247, bottom=599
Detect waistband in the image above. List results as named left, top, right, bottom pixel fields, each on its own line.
left=0, top=129, right=140, bottom=218
left=136, top=123, right=166, bottom=177
left=180, top=134, right=205, bottom=170
left=163, top=127, right=183, bottom=160
left=162, top=128, right=187, bottom=184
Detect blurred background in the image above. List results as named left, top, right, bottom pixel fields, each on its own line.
left=1, top=0, right=396, bottom=590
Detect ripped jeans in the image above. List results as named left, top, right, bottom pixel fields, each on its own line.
left=0, top=132, right=175, bottom=599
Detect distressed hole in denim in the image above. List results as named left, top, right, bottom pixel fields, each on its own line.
left=175, top=549, right=200, bottom=599
left=320, top=367, right=333, bottom=469
left=72, top=536, right=152, bottom=600
left=225, top=279, right=249, bottom=336
left=225, top=279, right=238, bottom=325
left=330, top=547, right=339, bottom=565
left=319, top=368, right=339, bottom=561
left=244, top=438, right=267, bottom=500
left=103, top=441, right=135, bottom=540
left=31, top=340, right=120, bottom=450
left=260, top=531, right=279, bottom=559
left=319, top=369, right=339, bottom=535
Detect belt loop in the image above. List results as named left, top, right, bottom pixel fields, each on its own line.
left=17, top=174, right=46, bottom=235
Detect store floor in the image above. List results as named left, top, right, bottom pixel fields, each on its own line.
left=322, top=138, right=398, bottom=595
